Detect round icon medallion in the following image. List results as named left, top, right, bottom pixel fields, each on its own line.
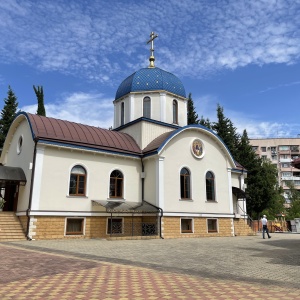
left=191, top=139, right=204, bottom=158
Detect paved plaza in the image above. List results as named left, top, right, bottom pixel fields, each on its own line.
left=0, top=233, right=300, bottom=299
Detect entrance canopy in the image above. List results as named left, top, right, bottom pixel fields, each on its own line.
left=92, top=200, right=162, bottom=215
left=232, top=187, right=246, bottom=199
left=0, top=165, right=27, bottom=187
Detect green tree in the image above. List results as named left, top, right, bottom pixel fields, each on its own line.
left=246, top=160, right=282, bottom=218
left=235, top=130, right=283, bottom=217
left=235, top=129, right=259, bottom=168
left=213, top=104, right=240, bottom=158
left=199, top=115, right=212, bottom=129
left=33, top=85, right=46, bottom=116
left=285, top=183, right=300, bottom=219
left=187, top=93, right=199, bottom=125
left=0, top=86, right=19, bottom=148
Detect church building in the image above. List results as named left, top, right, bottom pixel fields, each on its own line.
left=0, top=33, right=252, bottom=240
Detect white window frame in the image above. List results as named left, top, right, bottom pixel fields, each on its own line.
left=207, top=218, right=218, bottom=233
left=180, top=218, right=194, bottom=234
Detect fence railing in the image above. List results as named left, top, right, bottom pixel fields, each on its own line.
left=108, top=221, right=158, bottom=237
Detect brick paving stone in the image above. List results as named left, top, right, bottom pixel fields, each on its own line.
left=0, top=234, right=300, bottom=299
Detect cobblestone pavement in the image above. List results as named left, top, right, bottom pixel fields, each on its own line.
left=0, top=233, right=300, bottom=299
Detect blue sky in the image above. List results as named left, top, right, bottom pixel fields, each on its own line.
left=1, top=0, right=300, bottom=138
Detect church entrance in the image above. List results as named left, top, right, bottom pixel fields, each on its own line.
left=0, top=165, right=26, bottom=212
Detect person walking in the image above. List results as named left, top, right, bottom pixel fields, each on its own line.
left=261, top=215, right=271, bottom=239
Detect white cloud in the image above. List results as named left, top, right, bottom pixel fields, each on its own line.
left=20, top=92, right=114, bottom=129
left=194, top=93, right=300, bottom=138
left=1, top=0, right=300, bottom=139
left=0, top=0, right=299, bottom=81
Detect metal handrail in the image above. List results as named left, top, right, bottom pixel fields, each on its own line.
left=237, top=204, right=254, bottom=230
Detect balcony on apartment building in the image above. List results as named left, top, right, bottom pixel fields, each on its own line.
left=290, top=147, right=299, bottom=153
left=281, top=176, right=300, bottom=181
left=280, top=158, right=292, bottom=163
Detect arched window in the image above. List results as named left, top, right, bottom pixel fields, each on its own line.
left=110, top=170, right=123, bottom=198
left=173, top=100, right=178, bottom=124
left=121, top=102, right=125, bottom=125
left=69, top=165, right=86, bottom=196
left=143, top=96, right=151, bottom=118
left=206, top=171, right=215, bottom=201
left=180, top=168, right=190, bottom=199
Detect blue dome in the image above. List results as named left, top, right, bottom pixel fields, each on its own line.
left=115, top=67, right=186, bottom=100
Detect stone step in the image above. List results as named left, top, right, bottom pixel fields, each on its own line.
left=0, top=212, right=26, bottom=240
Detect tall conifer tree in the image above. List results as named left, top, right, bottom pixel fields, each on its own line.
left=199, top=115, right=212, bottom=129
left=33, top=85, right=46, bottom=116
left=213, top=104, right=239, bottom=158
left=0, top=86, right=18, bottom=148
left=187, top=93, right=199, bottom=125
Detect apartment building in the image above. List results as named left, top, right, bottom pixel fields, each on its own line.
left=249, top=138, right=300, bottom=204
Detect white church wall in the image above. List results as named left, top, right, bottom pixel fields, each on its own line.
left=231, top=173, right=240, bottom=188
left=158, top=129, right=234, bottom=214
left=1, top=116, right=35, bottom=211
left=36, top=146, right=142, bottom=211
left=143, top=156, right=157, bottom=206
left=119, top=120, right=174, bottom=150
left=165, top=96, right=187, bottom=126
left=119, top=122, right=142, bottom=147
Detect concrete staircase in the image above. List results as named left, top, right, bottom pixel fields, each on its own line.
left=0, top=212, right=27, bottom=241
left=234, top=218, right=257, bottom=236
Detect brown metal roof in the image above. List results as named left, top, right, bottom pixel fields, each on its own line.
left=26, top=113, right=141, bottom=156
left=142, top=131, right=175, bottom=154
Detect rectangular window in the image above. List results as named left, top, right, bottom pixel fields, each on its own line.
left=290, top=146, right=299, bottom=152
left=207, top=219, right=218, bottom=233
left=282, top=172, right=292, bottom=177
left=271, top=155, right=277, bottom=160
left=107, top=218, right=123, bottom=234
left=181, top=218, right=193, bottom=233
left=281, top=163, right=290, bottom=168
left=261, top=147, right=266, bottom=152
left=279, top=146, right=289, bottom=151
left=65, top=218, right=84, bottom=235
left=252, top=146, right=258, bottom=152
left=261, top=155, right=267, bottom=161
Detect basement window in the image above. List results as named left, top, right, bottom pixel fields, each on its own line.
left=207, top=219, right=218, bottom=233
left=181, top=218, right=193, bottom=233
left=107, top=218, right=123, bottom=235
left=65, top=218, right=85, bottom=235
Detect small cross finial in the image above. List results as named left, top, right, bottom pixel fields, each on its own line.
left=147, top=32, right=158, bottom=68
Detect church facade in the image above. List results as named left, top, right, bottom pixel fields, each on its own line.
left=0, top=34, right=252, bottom=240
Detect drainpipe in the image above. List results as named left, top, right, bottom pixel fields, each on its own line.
left=238, top=168, right=243, bottom=214
left=26, top=138, right=38, bottom=240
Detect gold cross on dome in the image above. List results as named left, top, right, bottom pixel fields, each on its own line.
left=147, top=32, right=158, bottom=68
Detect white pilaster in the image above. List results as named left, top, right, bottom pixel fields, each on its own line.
left=160, top=93, right=166, bottom=123
left=31, top=147, right=45, bottom=210
left=227, top=169, right=233, bottom=214
left=129, top=94, right=135, bottom=122
left=113, top=102, right=117, bottom=128
left=156, top=156, right=165, bottom=209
